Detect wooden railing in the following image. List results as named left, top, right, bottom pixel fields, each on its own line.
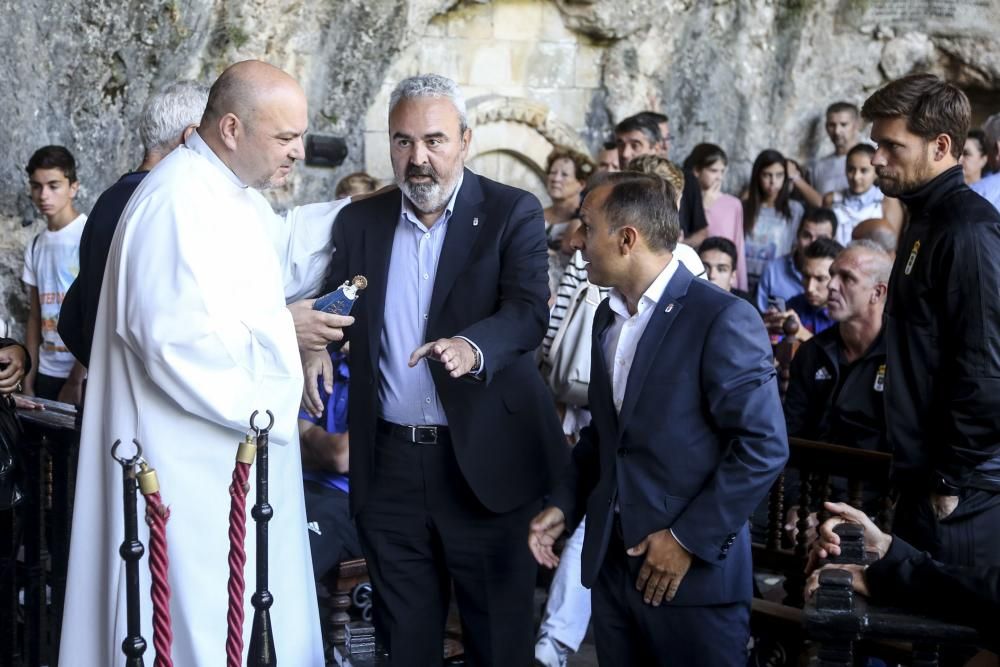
left=1, top=397, right=79, bottom=667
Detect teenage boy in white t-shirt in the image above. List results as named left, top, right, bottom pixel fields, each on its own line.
left=22, top=145, right=87, bottom=403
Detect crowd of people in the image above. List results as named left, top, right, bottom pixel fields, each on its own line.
left=2, top=62, right=1000, bottom=667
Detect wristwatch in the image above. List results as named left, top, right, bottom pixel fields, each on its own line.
left=472, top=346, right=483, bottom=374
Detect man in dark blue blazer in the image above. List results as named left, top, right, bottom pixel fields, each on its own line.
left=309, top=74, right=565, bottom=666
left=530, top=172, right=788, bottom=666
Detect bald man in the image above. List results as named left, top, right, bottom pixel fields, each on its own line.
left=851, top=217, right=898, bottom=259
left=60, top=61, right=349, bottom=666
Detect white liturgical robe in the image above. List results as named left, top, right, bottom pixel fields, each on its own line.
left=59, top=132, right=347, bottom=666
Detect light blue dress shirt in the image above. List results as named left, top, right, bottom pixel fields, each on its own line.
left=378, top=177, right=469, bottom=426
left=971, top=172, right=1000, bottom=213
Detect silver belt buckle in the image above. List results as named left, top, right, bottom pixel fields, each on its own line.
left=413, top=426, right=438, bottom=445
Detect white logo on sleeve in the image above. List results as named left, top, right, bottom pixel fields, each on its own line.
left=815, top=367, right=832, bottom=381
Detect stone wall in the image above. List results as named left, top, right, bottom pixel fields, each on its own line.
left=2, top=0, right=999, bottom=337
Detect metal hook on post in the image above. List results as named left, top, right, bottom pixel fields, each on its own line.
left=111, top=439, right=147, bottom=667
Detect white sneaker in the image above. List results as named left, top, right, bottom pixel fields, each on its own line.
left=534, top=633, right=571, bottom=667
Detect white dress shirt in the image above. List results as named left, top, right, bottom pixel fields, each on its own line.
left=602, top=255, right=691, bottom=551
left=602, top=256, right=680, bottom=414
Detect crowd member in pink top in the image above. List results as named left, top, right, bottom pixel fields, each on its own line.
left=685, top=143, right=747, bottom=290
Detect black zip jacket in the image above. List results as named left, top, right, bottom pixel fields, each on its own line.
left=885, top=165, right=1000, bottom=493
left=785, top=325, right=887, bottom=453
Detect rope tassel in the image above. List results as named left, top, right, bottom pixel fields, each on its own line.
left=225, top=434, right=256, bottom=667
left=139, top=462, right=173, bottom=667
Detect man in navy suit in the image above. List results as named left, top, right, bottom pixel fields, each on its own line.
left=529, top=172, right=788, bottom=666
left=308, top=74, right=566, bottom=666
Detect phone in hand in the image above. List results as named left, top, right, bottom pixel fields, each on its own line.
left=766, top=295, right=786, bottom=312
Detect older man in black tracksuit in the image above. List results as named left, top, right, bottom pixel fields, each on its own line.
left=863, top=74, right=1000, bottom=568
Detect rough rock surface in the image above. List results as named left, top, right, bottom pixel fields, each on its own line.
left=2, top=0, right=999, bottom=335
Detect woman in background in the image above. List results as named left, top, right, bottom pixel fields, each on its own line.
left=743, top=149, right=804, bottom=294
left=686, top=143, right=747, bottom=290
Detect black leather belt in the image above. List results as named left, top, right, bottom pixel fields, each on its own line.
left=377, top=419, right=450, bottom=445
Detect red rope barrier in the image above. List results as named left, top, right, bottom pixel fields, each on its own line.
left=138, top=463, right=172, bottom=667
left=143, top=490, right=173, bottom=667
left=226, top=435, right=256, bottom=667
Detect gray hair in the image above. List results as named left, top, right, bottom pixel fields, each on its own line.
left=983, top=113, right=1000, bottom=153
left=388, top=74, right=468, bottom=131
left=139, top=80, right=209, bottom=155
left=846, top=239, right=893, bottom=285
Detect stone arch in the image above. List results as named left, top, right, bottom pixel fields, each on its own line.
left=466, top=95, right=590, bottom=205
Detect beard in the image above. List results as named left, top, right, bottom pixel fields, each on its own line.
left=397, top=162, right=461, bottom=214
left=876, top=152, right=933, bottom=197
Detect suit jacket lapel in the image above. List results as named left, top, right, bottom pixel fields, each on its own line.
left=428, top=169, right=484, bottom=324
left=616, top=264, right=694, bottom=433
left=364, top=197, right=401, bottom=374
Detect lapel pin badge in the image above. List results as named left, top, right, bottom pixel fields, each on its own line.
left=472, top=217, right=479, bottom=227
left=665, top=303, right=674, bottom=313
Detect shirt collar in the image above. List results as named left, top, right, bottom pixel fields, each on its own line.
left=845, top=185, right=883, bottom=208
left=400, top=172, right=465, bottom=230
left=186, top=130, right=247, bottom=189
left=608, top=255, right=680, bottom=320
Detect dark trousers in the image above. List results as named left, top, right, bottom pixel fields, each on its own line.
left=303, top=481, right=362, bottom=580
left=893, top=488, right=1000, bottom=567
left=356, top=429, right=539, bottom=667
left=591, top=521, right=750, bottom=667
left=33, top=373, right=65, bottom=402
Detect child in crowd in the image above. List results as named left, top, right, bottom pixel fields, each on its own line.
left=824, top=144, right=884, bottom=246
left=686, top=143, right=746, bottom=289
left=21, top=146, right=87, bottom=403
left=699, top=236, right=752, bottom=303
left=743, top=149, right=804, bottom=294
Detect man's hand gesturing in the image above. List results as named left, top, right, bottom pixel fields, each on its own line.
left=529, top=507, right=566, bottom=569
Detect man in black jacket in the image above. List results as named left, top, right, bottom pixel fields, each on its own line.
left=784, top=240, right=892, bottom=453
left=863, top=74, right=1000, bottom=566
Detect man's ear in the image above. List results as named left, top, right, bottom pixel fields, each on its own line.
left=460, top=127, right=472, bottom=157
left=619, top=226, right=639, bottom=255
left=218, top=113, right=242, bottom=151
left=932, top=133, right=952, bottom=163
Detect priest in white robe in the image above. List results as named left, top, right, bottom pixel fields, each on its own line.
left=59, top=61, right=348, bottom=667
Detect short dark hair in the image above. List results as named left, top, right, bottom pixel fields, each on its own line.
left=861, top=73, right=971, bottom=159
left=614, top=115, right=662, bottom=146
left=803, top=237, right=844, bottom=262
left=26, top=145, right=78, bottom=183
left=800, top=207, right=839, bottom=237
left=847, top=143, right=876, bottom=160
left=684, top=143, right=728, bottom=171
left=634, top=110, right=669, bottom=126
left=699, top=236, right=738, bottom=269
left=826, top=101, right=859, bottom=118
left=590, top=172, right=680, bottom=252
left=601, top=139, right=617, bottom=151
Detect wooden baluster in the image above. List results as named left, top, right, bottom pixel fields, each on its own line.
left=911, top=642, right=940, bottom=667
left=0, top=503, right=17, bottom=664
left=813, top=568, right=856, bottom=667
left=846, top=478, right=864, bottom=512
left=766, top=472, right=785, bottom=551
left=785, top=471, right=813, bottom=606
